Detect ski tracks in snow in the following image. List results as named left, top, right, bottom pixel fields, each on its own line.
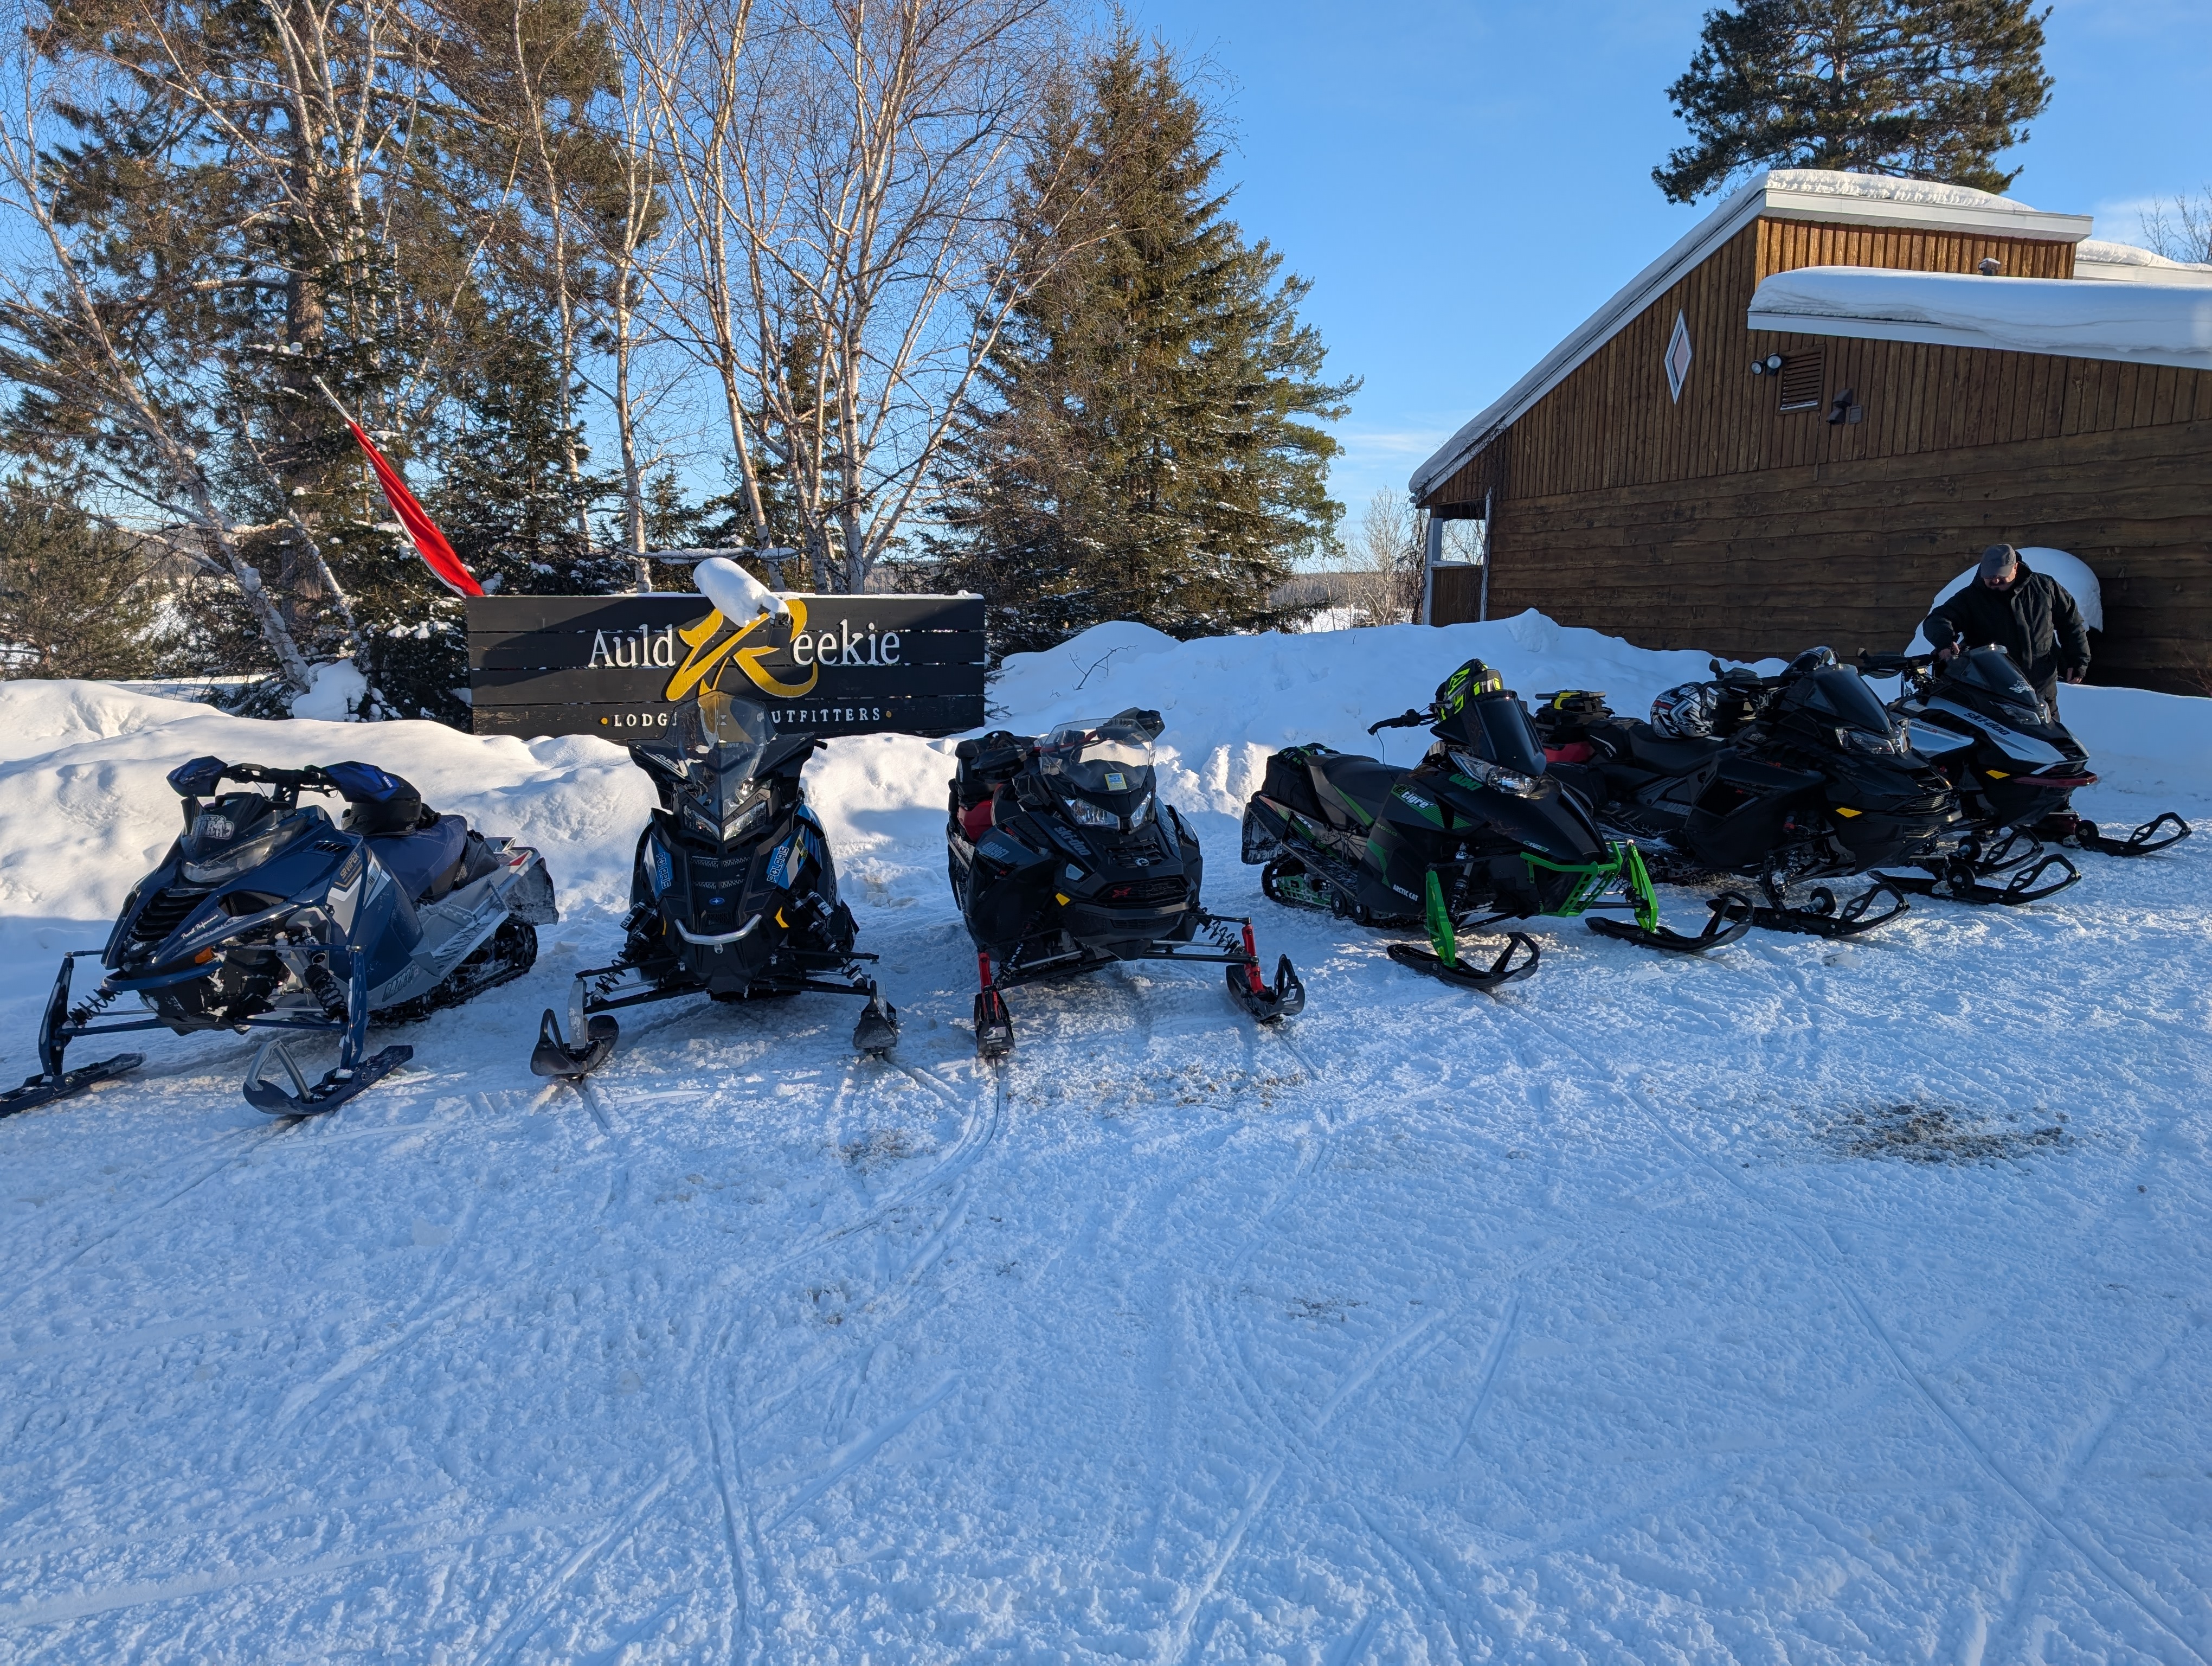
left=1602, top=1063, right=2212, bottom=1666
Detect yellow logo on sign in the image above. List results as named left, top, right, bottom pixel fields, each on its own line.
left=663, top=597, right=819, bottom=702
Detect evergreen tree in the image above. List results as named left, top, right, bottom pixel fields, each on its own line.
left=929, top=34, right=1356, bottom=657
left=1653, top=0, right=2054, bottom=204
left=0, top=484, right=172, bottom=679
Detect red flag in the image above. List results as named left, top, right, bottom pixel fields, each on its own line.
left=345, top=421, right=483, bottom=598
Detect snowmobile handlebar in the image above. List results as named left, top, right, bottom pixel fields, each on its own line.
left=1856, top=651, right=1934, bottom=677
left=165, top=756, right=342, bottom=799
left=1366, top=708, right=1432, bottom=735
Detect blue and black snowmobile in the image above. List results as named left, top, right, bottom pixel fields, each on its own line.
left=1, top=757, right=558, bottom=1118
left=530, top=688, right=899, bottom=1079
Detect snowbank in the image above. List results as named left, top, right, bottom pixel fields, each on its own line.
left=7, top=610, right=2201, bottom=941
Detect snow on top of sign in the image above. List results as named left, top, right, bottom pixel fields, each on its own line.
left=1747, top=264, right=2212, bottom=371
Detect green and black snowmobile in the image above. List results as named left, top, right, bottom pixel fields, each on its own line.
left=1240, top=660, right=1752, bottom=990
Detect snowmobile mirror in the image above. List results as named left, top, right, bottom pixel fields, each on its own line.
left=1108, top=707, right=1166, bottom=742
left=167, top=755, right=228, bottom=798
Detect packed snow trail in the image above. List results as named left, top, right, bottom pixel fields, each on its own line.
left=4, top=615, right=2212, bottom=1663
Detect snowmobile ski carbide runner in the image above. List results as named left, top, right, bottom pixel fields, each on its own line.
left=1860, top=646, right=2191, bottom=866
left=1240, top=660, right=1753, bottom=990
left=532, top=689, right=898, bottom=1078
left=2, top=758, right=557, bottom=1118
left=948, top=708, right=1303, bottom=1058
left=1528, top=649, right=1969, bottom=937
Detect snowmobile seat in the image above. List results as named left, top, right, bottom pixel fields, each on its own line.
left=1314, top=754, right=1406, bottom=822
left=1624, top=725, right=1726, bottom=774
left=366, top=813, right=470, bottom=901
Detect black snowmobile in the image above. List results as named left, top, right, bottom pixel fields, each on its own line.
left=947, top=708, right=1303, bottom=1058
left=1529, top=648, right=1978, bottom=935
left=1859, top=645, right=2191, bottom=863
left=532, top=690, right=898, bottom=1078
left=1240, top=660, right=1753, bottom=991
left=3, top=758, right=557, bottom=1118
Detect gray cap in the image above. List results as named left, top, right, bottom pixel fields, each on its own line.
left=1978, top=543, right=2020, bottom=580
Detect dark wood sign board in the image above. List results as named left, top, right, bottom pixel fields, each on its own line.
left=467, top=593, right=986, bottom=741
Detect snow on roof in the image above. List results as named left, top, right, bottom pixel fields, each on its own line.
left=1746, top=265, right=2212, bottom=372
left=2074, top=237, right=2212, bottom=286
left=1410, top=170, right=2095, bottom=504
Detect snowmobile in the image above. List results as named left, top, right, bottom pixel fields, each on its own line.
left=531, top=688, right=898, bottom=1078
left=1240, top=660, right=1754, bottom=991
left=1858, top=646, right=2191, bottom=864
left=2, top=757, right=557, bottom=1118
left=948, top=708, right=1303, bottom=1058
left=1528, top=648, right=1981, bottom=935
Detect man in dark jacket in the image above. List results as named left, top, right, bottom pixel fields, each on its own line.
left=1924, top=544, right=2090, bottom=704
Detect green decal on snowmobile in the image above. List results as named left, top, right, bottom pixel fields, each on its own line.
left=1424, top=869, right=1458, bottom=968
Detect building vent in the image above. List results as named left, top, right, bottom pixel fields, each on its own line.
left=1777, top=351, right=1824, bottom=412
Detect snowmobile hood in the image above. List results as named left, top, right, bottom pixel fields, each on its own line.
left=105, top=818, right=364, bottom=978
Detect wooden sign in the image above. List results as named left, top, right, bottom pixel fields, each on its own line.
left=467, top=593, right=986, bottom=740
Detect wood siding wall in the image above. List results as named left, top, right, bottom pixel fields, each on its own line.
left=1424, top=214, right=2212, bottom=691
left=1465, top=419, right=2209, bottom=693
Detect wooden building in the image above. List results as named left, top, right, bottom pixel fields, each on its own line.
left=1412, top=170, right=2212, bottom=692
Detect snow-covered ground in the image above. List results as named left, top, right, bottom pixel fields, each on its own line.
left=4, top=613, right=2211, bottom=1664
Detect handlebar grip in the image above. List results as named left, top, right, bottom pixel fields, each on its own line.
left=1365, top=708, right=1429, bottom=735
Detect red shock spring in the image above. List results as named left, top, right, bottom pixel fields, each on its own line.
left=1240, top=923, right=1266, bottom=994
left=976, top=950, right=994, bottom=992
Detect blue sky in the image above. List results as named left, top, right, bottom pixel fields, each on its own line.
left=1113, top=0, right=2212, bottom=522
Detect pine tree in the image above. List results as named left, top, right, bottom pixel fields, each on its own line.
left=0, top=484, right=172, bottom=679
left=1652, top=0, right=2054, bottom=204
left=930, top=33, right=1356, bottom=658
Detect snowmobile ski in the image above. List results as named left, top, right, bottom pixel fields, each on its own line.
left=1880, top=849, right=2080, bottom=907
left=1384, top=871, right=1540, bottom=990
left=852, top=994, right=901, bottom=1057
left=1387, top=933, right=1540, bottom=991
left=531, top=1004, right=620, bottom=1079
left=1587, top=889, right=1757, bottom=954
left=2073, top=811, right=2192, bottom=858
left=1750, top=879, right=1911, bottom=938
left=0, top=1053, right=145, bottom=1118
left=973, top=975, right=1015, bottom=1061
left=242, top=1039, right=414, bottom=1117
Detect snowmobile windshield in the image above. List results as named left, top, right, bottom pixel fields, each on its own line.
left=179, top=792, right=320, bottom=883
left=1793, top=667, right=1894, bottom=735
left=1039, top=720, right=1156, bottom=803
left=1946, top=647, right=2043, bottom=715
left=686, top=691, right=775, bottom=780
left=669, top=693, right=781, bottom=842
left=1444, top=695, right=1549, bottom=778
